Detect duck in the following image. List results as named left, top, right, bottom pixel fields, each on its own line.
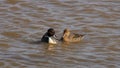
left=61, top=28, right=84, bottom=43
left=41, top=28, right=57, bottom=44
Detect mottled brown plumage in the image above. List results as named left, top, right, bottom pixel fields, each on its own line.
left=61, top=28, right=84, bottom=42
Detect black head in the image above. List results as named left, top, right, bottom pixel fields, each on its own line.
left=47, top=28, right=55, bottom=37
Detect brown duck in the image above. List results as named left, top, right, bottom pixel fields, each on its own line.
left=61, top=28, right=84, bottom=43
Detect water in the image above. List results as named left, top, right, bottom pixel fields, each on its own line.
left=0, top=0, right=120, bottom=68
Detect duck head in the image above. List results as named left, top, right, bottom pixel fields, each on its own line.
left=47, top=28, right=55, bottom=37
left=63, top=28, right=70, bottom=37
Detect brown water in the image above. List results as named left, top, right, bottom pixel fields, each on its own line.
left=0, top=0, right=120, bottom=68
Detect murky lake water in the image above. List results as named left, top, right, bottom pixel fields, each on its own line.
left=0, top=0, right=120, bottom=68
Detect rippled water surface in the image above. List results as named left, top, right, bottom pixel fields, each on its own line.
left=0, top=0, right=120, bottom=68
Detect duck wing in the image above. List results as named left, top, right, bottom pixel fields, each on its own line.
left=67, top=34, right=85, bottom=42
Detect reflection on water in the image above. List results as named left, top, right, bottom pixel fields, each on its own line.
left=0, top=0, right=120, bottom=68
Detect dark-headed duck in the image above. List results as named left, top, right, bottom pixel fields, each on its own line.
left=41, top=28, right=57, bottom=44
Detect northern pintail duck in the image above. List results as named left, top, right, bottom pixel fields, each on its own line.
left=61, top=28, right=84, bottom=42
left=41, top=28, right=57, bottom=44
